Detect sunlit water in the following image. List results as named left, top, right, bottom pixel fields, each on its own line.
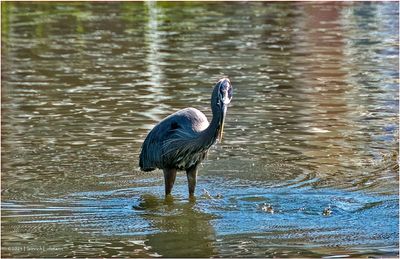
left=1, top=2, right=399, bottom=258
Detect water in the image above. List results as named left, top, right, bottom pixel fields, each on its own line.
left=1, top=2, right=399, bottom=257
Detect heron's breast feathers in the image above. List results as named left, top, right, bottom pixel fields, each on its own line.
left=161, top=128, right=209, bottom=169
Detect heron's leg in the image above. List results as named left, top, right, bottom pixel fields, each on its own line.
left=186, top=164, right=198, bottom=197
left=163, top=168, right=177, bottom=196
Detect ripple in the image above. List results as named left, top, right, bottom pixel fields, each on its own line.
left=2, top=180, right=398, bottom=256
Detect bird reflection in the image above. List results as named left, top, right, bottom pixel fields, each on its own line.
left=133, top=194, right=217, bottom=257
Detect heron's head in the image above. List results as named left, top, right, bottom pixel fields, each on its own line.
left=214, top=78, right=233, bottom=142
left=217, top=78, right=233, bottom=106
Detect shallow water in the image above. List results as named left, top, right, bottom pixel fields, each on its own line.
left=1, top=1, right=399, bottom=258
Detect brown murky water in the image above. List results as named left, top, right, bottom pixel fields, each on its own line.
left=1, top=2, right=399, bottom=258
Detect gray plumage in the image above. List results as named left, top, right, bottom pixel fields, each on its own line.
left=140, top=108, right=209, bottom=171
left=139, top=78, right=233, bottom=196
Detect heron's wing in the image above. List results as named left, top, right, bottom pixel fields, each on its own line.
left=160, top=108, right=210, bottom=168
left=139, top=108, right=209, bottom=171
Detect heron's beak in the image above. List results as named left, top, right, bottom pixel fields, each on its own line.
left=218, top=105, right=227, bottom=142
left=217, top=81, right=232, bottom=143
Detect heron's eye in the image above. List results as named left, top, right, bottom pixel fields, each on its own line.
left=227, top=86, right=233, bottom=99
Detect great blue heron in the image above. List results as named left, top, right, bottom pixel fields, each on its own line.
left=139, top=78, right=233, bottom=197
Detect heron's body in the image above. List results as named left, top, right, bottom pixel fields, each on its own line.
left=140, top=107, right=210, bottom=171
left=139, top=78, right=233, bottom=197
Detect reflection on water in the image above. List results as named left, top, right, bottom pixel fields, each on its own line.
left=137, top=195, right=217, bottom=258
left=1, top=1, right=399, bottom=258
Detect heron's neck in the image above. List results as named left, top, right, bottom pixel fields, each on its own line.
left=203, top=109, right=221, bottom=145
left=199, top=88, right=222, bottom=149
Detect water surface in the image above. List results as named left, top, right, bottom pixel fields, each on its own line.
left=1, top=2, right=399, bottom=258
